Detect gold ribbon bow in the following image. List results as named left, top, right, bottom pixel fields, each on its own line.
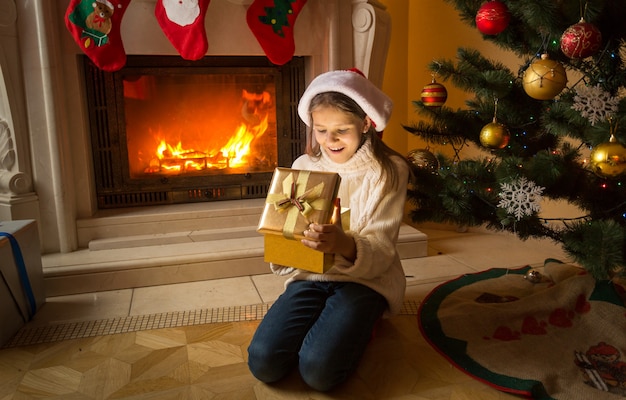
left=266, top=171, right=330, bottom=239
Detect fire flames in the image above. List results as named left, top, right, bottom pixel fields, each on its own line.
left=143, top=90, right=271, bottom=174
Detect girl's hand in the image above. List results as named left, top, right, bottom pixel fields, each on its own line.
left=301, top=198, right=356, bottom=261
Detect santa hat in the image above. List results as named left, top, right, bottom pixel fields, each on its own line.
left=297, top=68, right=392, bottom=132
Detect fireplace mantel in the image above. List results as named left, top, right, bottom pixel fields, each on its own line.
left=1, top=0, right=392, bottom=255
left=0, top=0, right=429, bottom=299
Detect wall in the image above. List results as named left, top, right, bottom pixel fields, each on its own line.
left=2, top=0, right=576, bottom=255
left=378, top=0, right=408, bottom=154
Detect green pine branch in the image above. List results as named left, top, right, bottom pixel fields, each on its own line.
left=404, top=0, right=626, bottom=280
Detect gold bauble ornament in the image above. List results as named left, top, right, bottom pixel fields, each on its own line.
left=522, top=53, right=568, bottom=100
left=479, top=119, right=510, bottom=149
left=589, top=134, right=626, bottom=177
left=407, top=148, right=439, bottom=173
left=524, top=269, right=543, bottom=283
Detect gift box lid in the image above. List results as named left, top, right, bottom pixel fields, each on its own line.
left=257, top=168, right=341, bottom=240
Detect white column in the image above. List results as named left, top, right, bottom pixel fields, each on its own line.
left=0, top=0, right=40, bottom=224
left=12, top=0, right=77, bottom=253
left=351, top=0, right=391, bottom=88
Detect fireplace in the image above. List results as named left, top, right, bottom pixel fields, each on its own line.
left=83, top=55, right=306, bottom=209
left=0, top=0, right=433, bottom=299
left=2, top=0, right=405, bottom=284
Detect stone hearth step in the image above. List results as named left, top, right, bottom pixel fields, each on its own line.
left=43, top=199, right=428, bottom=296
left=86, top=223, right=427, bottom=259
left=42, top=224, right=427, bottom=297
left=87, top=226, right=261, bottom=251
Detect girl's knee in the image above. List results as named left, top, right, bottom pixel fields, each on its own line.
left=248, top=357, right=285, bottom=383
left=298, top=351, right=348, bottom=392
left=248, top=343, right=277, bottom=383
left=248, top=342, right=296, bottom=384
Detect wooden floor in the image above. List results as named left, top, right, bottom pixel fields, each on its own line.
left=0, top=308, right=518, bottom=399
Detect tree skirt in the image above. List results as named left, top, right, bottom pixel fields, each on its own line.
left=418, top=260, right=626, bottom=399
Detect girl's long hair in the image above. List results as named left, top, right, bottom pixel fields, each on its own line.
left=303, top=92, right=409, bottom=190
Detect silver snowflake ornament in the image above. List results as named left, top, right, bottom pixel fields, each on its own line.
left=572, top=84, right=620, bottom=126
left=498, top=177, right=544, bottom=221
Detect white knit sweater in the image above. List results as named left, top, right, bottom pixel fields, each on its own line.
left=271, top=139, right=409, bottom=315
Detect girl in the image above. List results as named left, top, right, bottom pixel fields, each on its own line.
left=247, top=68, right=410, bottom=392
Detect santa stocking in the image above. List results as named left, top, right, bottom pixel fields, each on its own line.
left=155, top=0, right=211, bottom=61
left=246, top=0, right=308, bottom=65
left=65, top=0, right=131, bottom=72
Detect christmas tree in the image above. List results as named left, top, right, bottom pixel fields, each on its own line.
left=403, top=0, right=626, bottom=280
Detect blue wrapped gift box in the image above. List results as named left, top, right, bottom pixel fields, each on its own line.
left=0, top=220, right=46, bottom=346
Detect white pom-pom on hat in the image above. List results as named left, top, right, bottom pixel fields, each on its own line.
left=297, top=68, right=393, bottom=132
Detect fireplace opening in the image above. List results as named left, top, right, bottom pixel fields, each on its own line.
left=125, top=71, right=279, bottom=178
left=82, top=55, right=306, bottom=209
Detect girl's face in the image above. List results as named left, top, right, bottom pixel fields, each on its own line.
left=311, top=105, right=371, bottom=164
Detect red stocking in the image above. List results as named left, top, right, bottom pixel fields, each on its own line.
left=65, top=0, right=131, bottom=72
left=246, top=0, right=308, bottom=65
left=155, top=0, right=211, bottom=61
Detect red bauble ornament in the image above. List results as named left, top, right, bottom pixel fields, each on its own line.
left=421, top=78, right=448, bottom=108
left=560, top=19, right=602, bottom=59
left=475, top=0, right=511, bottom=35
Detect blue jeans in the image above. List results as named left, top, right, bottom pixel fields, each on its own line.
left=247, top=280, right=387, bottom=391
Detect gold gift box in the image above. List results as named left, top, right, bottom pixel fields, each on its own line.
left=257, top=168, right=341, bottom=240
left=263, top=208, right=350, bottom=273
